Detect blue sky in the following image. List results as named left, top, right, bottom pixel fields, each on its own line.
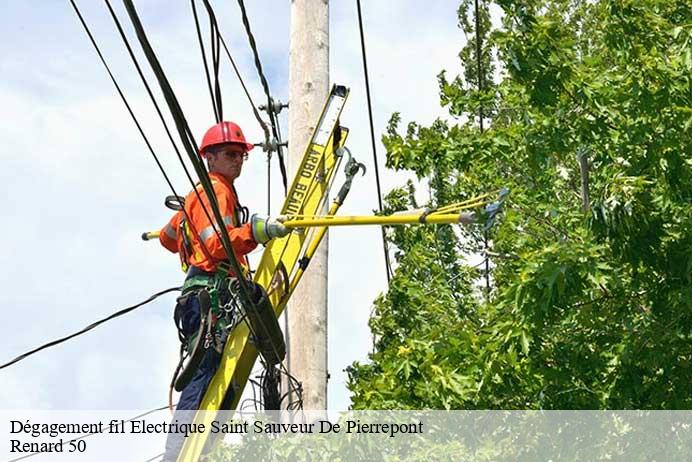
left=0, top=1, right=467, bottom=411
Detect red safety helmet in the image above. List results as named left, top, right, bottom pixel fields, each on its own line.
left=199, top=121, right=254, bottom=156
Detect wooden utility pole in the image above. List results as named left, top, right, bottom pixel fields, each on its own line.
left=286, top=0, right=329, bottom=410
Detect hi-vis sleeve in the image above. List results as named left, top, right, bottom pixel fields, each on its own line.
left=159, top=211, right=182, bottom=253
left=199, top=180, right=257, bottom=262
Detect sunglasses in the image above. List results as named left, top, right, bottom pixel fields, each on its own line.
left=207, top=147, right=249, bottom=161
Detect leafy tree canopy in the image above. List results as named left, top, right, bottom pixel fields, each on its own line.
left=348, top=0, right=692, bottom=409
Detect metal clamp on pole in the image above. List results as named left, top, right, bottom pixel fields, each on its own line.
left=259, top=98, right=288, bottom=115
left=255, top=137, right=288, bottom=153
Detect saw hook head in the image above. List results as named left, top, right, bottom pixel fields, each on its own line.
left=344, top=157, right=366, bottom=179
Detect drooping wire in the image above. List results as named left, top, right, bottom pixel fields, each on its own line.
left=198, top=0, right=275, bottom=213
left=217, top=33, right=270, bottom=141
left=195, top=0, right=270, bottom=218
left=97, top=0, right=216, bottom=263
left=8, top=405, right=173, bottom=462
left=141, top=453, right=165, bottom=462
left=240, top=365, right=304, bottom=411
left=356, top=0, right=393, bottom=283
left=191, top=0, right=279, bottom=214
left=101, top=1, right=293, bottom=409
left=190, top=0, right=274, bottom=154
left=190, top=0, right=222, bottom=122
left=190, top=0, right=255, bottom=240
left=121, top=0, right=247, bottom=289
left=0, top=287, right=180, bottom=371
left=235, top=0, right=288, bottom=193
left=62, top=2, right=296, bottom=423
left=75, top=0, right=295, bottom=412
left=121, top=0, right=294, bottom=384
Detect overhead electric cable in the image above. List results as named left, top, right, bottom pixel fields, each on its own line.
left=191, top=0, right=222, bottom=122
left=190, top=0, right=274, bottom=144
left=68, top=0, right=291, bottom=409
left=196, top=0, right=276, bottom=214
left=0, top=287, right=180, bottom=371
left=77, top=0, right=217, bottom=262
left=102, top=0, right=244, bottom=269
left=142, top=453, right=165, bottom=462
left=121, top=0, right=293, bottom=379
left=120, top=0, right=247, bottom=287
left=198, top=0, right=275, bottom=211
left=8, top=405, right=172, bottom=462
left=235, top=0, right=288, bottom=192
left=69, top=0, right=298, bottom=417
left=356, top=0, right=393, bottom=283
left=217, top=33, right=270, bottom=141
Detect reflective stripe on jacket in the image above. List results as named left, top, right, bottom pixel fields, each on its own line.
left=158, top=172, right=258, bottom=273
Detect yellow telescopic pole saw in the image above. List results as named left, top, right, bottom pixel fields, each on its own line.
left=142, top=188, right=509, bottom=237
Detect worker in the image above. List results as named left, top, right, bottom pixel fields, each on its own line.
left=159, top=121, right=288, bottom=460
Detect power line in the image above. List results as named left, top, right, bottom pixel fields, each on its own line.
left=356, top=0, right=393, bottom=283
left=0, top=287, right=179, bottom=371
left=121, top=0, right=250, bottom=303
left=142, top=452, right=165, bottom=462
left=191, top=0, right=223, bottom=122
left=72, top=0, right=299, bottom=413
left=101, top=0, right=261, bottom=278
left=8, top=405, right=172, bottom=462
left=84, top=0, right=218, bottom=262
left=235, top=0, right=287, bottom=192
left=121, top=0, right=296, bottom=395
left=101, top=1, right=296, bottom=408
left=192, top=0, right=276, bottom=213
left=218, top=32, right=271, bottom=142
left=197, top=1, right=272, bottom=145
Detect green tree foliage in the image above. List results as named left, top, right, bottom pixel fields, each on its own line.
left=348, top=0, right=692, bottom=409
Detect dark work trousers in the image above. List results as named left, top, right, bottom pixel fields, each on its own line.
left=163, top=292, right=223, bottom=461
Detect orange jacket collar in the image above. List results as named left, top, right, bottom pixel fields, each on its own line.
left=209, top=171, right=235, bottom=190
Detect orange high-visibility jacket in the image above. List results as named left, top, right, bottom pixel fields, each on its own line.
left=159, top=172, right=257, bottom=273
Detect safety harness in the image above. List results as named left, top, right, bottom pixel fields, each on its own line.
left=165, top=190, right=249, bottom=404
left=171, top=263, right=240, bottom=396
left=166, top=192, right=285, bottom=409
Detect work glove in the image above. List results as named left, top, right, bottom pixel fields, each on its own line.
left=251, top=214, right=290, bottom=244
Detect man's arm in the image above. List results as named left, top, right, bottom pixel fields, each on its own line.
left=159, top=211, right=182, bottom=253
left=200, top=185, right=258, bottom=262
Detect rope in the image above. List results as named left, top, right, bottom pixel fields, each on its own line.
left=356, top=0, right=393, bottom=283
left=0, top=287, right=180, bottom=371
